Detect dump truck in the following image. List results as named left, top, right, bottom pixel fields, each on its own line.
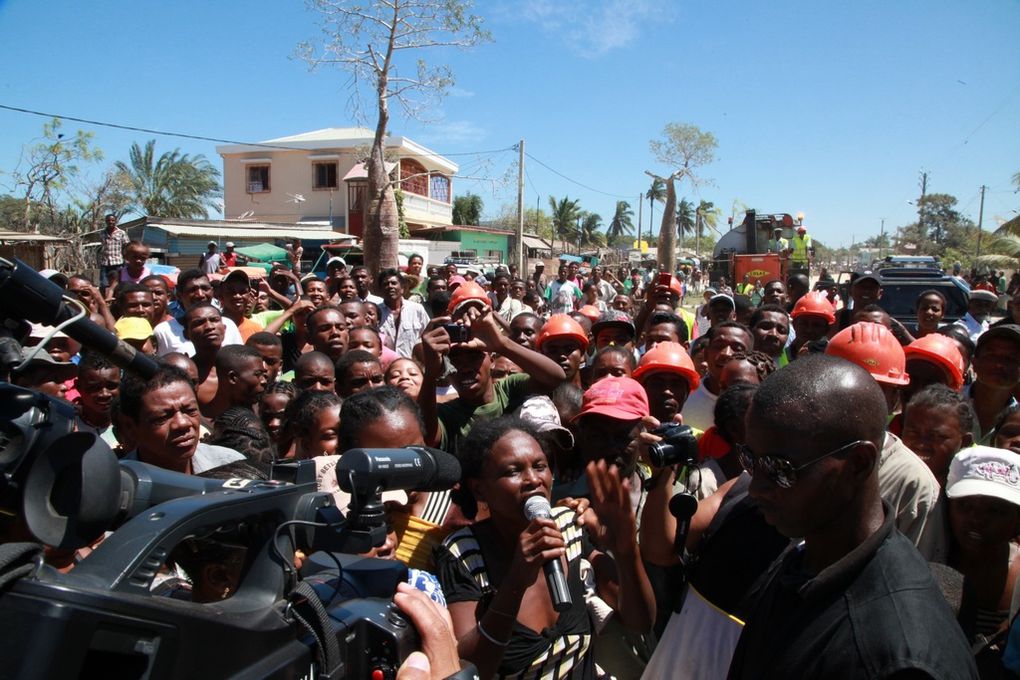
left=710, top=210, right=797, bottom=288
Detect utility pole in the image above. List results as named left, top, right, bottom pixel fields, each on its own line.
left=515, top=139, right=525, bottom=273
left=976, top=184, right=986, bottom=259
left=695, top=209, right=701, bottom=260
left=880, top=218, right=885, bottom=258
left=636, top=194, right=643, bottom=251
left=918, top=171, right=928, bottom=240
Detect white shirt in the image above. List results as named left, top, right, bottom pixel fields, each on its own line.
left=954, top=313, right=989, bottom=344
left=125, top=442, right=245, bottom=475
left=360, top=293, right=385, bottom=307
left=199, top=252, right=221, bottom=275
left=154, top=316, right=243, bottom=356
left=593, top=279, right=617, bottom=303
left=379, top=299, right=431, bottom=358
left=681, top=381, right=718, bottom=432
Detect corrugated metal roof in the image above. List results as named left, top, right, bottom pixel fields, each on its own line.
left=144, top=223, right=358, bottom=241
left=0, top=231, right=69, bottom=242
left=523, top=235, right=553, bottom=249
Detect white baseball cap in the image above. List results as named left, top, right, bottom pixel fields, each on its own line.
left=946, top=446, right=1020, bottom=507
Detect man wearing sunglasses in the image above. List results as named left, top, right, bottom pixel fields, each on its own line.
left=826, top=322, right=943, bottom=561
left=728, top=354, right=976, bottom=679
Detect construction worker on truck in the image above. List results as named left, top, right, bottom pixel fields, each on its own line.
left=767, top=227, right=789, bottom=255
left=791, top=225, right=814, bottom=275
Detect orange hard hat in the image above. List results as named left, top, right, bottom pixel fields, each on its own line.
left=826, top=321, right=909, bottom=386
left=446, top=280, right=490, bottom=316
left=536, top=313, right=589, bottom=352
left=791, top=291, right=836, bottom=324
left=633, top=341, right=700, bottom=392
left=904, top=333, right=965, bottom=390
left=668, top=275, right=683, bottom=298
left=578, top=305, right=602, bottom=324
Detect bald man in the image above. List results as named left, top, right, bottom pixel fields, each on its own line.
left=728, top=355, right=976, bottom=679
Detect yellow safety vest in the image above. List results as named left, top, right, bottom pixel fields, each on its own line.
left=792, top=234, right=812, bottom=263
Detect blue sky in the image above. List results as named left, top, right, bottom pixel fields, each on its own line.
left=0, top=0, right=1017, bottom=249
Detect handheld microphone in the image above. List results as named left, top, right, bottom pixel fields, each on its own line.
left=523, top=495, right=572, bottom=613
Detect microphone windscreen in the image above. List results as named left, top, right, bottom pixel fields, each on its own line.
left=523, top=494, right=552, bottom=521
left=413, top=446, right=462, bottom=491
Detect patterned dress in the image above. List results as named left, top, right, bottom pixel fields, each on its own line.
left=435, top=507, right=598, bottom=679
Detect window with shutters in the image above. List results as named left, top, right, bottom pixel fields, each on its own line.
left=313, top=162, right=338, bottom=190
left=246, top=165, right=270, bottom=193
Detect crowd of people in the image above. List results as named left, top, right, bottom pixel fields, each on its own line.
left=8, top=224, right=1020, bottom=678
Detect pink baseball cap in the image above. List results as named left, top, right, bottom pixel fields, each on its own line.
left=576, top=376, right=649, bottom=422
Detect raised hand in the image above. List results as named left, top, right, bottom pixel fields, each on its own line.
left=585, top=460, right=637, bottom=549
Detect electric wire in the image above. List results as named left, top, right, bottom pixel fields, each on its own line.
left=0, top=102, right=514, bottom=159
left=524, top=151, right=631, bottom=199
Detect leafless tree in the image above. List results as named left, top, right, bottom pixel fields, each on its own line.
left=298, top=0, right=490, bottom=274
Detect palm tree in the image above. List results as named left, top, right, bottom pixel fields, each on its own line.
left=675, top=198, right=695, bottom=245
left=695, top=200, right=722, bottom=257
left=644, top=177, right=666, bottom=243
left=974, top=233, right=1020, bottom=271
left=115, top=140, right=221, bottom=218
left=607, top=201, right=634, bottom=247
left=548, top=195, right=582, bottom=254
left=578, top=212, right=606, bottom=250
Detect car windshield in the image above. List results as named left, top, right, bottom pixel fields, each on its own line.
left=877, top=282, right=969, bottom=323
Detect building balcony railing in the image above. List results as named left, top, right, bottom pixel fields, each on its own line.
left=402, top=192, right=452, bottom=223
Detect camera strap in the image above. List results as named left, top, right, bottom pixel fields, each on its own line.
left=0, top=542, right=43, bottom=591
left=289, top=580, right=344, bottom=679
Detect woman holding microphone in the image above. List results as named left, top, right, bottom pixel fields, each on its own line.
left=435, top=417, right=654, bottom=678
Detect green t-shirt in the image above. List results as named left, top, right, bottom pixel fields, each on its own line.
left=437, top=373, right=533, bottom=454
left=251, top=309, right=293, bottom=333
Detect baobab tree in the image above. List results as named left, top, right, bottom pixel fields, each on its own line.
left=299, top=0, right=490, bottom=274
left=648, top=123, right=717, bottom=273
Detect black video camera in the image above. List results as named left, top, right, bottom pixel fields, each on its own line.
left=647, top=423, right=699, bottom=469
left=0, top=258, right=466, bottom=679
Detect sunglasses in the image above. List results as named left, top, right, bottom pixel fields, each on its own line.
left=735, top=439, right=869, bottom=489
left=348, top=374, right=385, bottom=389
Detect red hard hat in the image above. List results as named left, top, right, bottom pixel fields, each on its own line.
left=446, top=280, right=490, bottom=316
left=536, top=314, right=589, bottom=352
left=633, top=341, right=700, bottom=392
left=904, top=334, right=965, bottom=390
left=578, top=305, right=602, bottom=324
left=826, top=322, right=909, bottom=386
left=791, top=291, right=836, bottom=324
left=668, top=275, right=683, bottom=298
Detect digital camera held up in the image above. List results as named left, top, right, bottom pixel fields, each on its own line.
left=647, top=423, right=699, bottom=469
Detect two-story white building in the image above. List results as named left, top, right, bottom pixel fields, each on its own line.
left=216, top=127, right=457, bottom=236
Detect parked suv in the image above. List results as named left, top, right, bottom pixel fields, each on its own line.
left=877, top=268, right=969, bottom=324
left=836, top=262, right=970, bottom=326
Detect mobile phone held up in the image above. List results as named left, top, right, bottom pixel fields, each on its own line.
left=442, top=323, right=470, bottom=343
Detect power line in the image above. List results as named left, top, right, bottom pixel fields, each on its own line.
left=0, top=102, right=515, bottom=158
left=524, top=151, right=630, bottom=199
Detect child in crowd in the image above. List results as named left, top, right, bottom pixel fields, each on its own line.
left=285, top=390, right=341, bottom=459
left=945, top=447, right=1020, bottom=649
left=73, top=351, right=121, bottom=446
left=258, top=381, right=299, bottom=459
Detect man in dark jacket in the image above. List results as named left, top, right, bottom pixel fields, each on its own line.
left=727, top=354, right=977, bottom=679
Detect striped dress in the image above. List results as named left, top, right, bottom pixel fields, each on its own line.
left=434, top=507, right=598, bottom=679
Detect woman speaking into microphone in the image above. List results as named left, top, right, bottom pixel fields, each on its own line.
left=434, top=417, right=654, bottom=678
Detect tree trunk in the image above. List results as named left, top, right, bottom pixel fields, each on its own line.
left=363, top=5, right=401, bottom=278
left=659, top=179, right=678, bottom=274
